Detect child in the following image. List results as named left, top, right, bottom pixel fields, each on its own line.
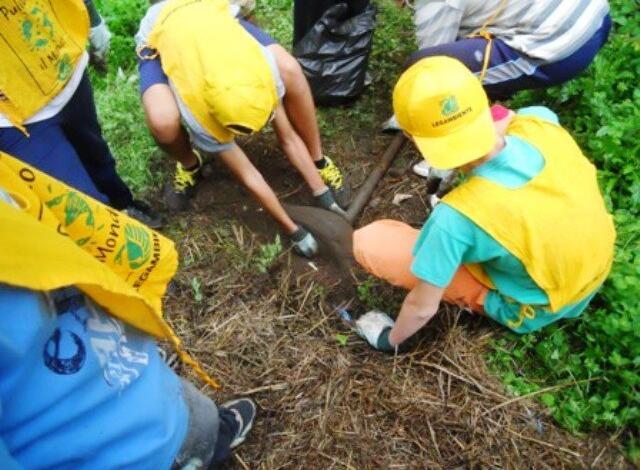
left=354, top=57, right=615, bottom=350
left=136, top=0, right=350, bottom=257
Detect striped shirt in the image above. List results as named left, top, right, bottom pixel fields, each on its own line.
left=413, top=0, right=610, bottom=62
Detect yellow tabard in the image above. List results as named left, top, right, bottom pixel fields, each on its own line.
left=146, top=0, right=277, bottom=143
left=0, top=152, right=220, bottom=389
left=443, top=115, right=616, bottom=312
left=0, top=0, right=89, bottom=131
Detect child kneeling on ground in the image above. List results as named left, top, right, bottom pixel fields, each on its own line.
left=136, top=0, right=350, bottom=257
left=354, top=57, right=616, bottom=351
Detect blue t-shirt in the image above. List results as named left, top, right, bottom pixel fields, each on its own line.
left=411, top=107, right=598, bottom=333
left=0, top=285, right=188, bottom=469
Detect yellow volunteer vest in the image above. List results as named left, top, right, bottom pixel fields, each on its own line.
left=0, top=0, right=89, bottom=132
left=146, top=0, right=277, bottom=143
left=0, top=152, right=220, bottom=389
left=443, top=115, right=615, bottom=312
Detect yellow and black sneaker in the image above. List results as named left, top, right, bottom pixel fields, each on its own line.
left=316, top=156, right=351, bottom=208
left=163, top=150, right=203, bottom=211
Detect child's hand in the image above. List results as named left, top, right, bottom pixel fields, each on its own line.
left=290, top=227, right=318, bottom=258
left=355, top=311, right=395, bottom=351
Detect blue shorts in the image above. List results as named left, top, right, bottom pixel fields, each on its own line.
left=408, top=15, right=611, bottom=99
left=139, top=20, right=277, bottom=96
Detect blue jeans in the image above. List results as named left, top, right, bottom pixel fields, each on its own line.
left=408, top=15, right=612, bottom=99
left=0, top=73, right=134, bottom=208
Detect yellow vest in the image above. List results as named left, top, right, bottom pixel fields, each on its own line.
left=0, top=152, right=220, bottom=390
left=443, top=115, right=616, bottom=312
left=0, top=0, right=89, bottom=132
left=146, top=0, right=278, bottom=143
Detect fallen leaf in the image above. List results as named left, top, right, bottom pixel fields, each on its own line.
left=392, top=193, right=413, bottom=206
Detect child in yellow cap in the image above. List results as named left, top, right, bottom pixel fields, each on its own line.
left=353, top=56, right=615, bottom=351
left=136, top=0, right=349, bottom=257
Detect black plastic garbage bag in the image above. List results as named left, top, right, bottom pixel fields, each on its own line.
left=293, top=3, right=377, bottom=106
left=293, top=0, right=370, bottom=45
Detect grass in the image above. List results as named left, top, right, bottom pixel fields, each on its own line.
left=90, top=0, right=638, bottom=463
left=491, top=0, right=640, bottom=456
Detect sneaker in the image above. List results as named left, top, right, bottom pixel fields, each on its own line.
left=220, top=398, right=257, bottom=449
left=123, top=200, right=164, bottom=229
left=317, top=156, right=350, bottom=208
left=381, top=114, right=401, bottom=134
left=412, top=160, right=431, bottom=178
left=157, top=345, right=181, bottom=372
left=164, top=151, right=203, bottom=211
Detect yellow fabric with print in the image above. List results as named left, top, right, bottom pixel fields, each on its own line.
left=146, top=0, right=278, bottom=143
left=0, top=152, right=220, bottom=389
left=0, top=0, right=89, bottom=132
left=443, top=115, right=615, bottom=312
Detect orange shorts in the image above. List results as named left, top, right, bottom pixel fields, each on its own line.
left=353, top=219, right=488, bottom=313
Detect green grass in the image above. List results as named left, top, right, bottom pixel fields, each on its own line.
left=92, top=0, right=639, bottom=457
left=491, top=0, right=640, bottom=456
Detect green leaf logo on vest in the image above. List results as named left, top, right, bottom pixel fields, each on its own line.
left=46, top=191, right=95, bottom=246
left=115, top=225, right=152, bottom=270
left=440, top=95, right=459, bottom=118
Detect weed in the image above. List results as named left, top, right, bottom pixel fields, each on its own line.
left=255, top=235, right=283, bottom=273
left=190, top=277, right=203, bottom=303
left=493, top=0, right=640, bottom=452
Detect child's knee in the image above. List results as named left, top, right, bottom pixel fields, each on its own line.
left=146, top=107, right=182, bottom=145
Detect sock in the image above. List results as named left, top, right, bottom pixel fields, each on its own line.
left=314, top=156, right=328, bottom=169
left=182, top=159, right=200, bottom=172
left=312, top=186, right=330, bottom=197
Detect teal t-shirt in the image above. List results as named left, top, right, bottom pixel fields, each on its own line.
left=410, top=107, right=598, bottom=333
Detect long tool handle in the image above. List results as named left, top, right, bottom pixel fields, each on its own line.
left=345, top=133, right=406, bottom=225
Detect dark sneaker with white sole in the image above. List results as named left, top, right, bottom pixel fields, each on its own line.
left=165, top=150, right=203, bottom=212
left=220, top=398, right=257, bottom=449
left=123, top=200, right=164, bottom=229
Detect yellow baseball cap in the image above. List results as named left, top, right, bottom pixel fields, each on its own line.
left=204, top=18, right=279, bottom=139
left=392, top=56, right=496, bottom=170
left=148, top=0, right=278, bottom=144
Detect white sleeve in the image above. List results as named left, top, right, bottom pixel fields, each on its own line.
left=414, top=0, right=466, bottom=49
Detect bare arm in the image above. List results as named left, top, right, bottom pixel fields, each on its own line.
left=388, top=281, right=445, bottom=346
left=217, top=144, right=298, bottom=234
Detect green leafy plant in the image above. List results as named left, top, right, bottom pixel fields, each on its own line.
left=190, top=277, right=203, bottom=303
left=491, top=0, right=640, bottom=455
left=255, top=235, right=283, bottom=273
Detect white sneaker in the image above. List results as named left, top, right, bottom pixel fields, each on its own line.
left=381, top=115, right=401, bottom=133
left=412, top=160, right=431, bottom=178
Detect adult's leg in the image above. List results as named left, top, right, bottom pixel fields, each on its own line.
left=533, top=14, right=612, bottom=86
left=0, top=118, right=108, bottom=203
left=353, top=220, right=488, bottom=312
left=406, top=37, right=536, bottom=100
left=59, top=72, right=134, bottom=209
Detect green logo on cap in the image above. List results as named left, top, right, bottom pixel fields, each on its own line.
left=440, top=96, right=459, bottom=117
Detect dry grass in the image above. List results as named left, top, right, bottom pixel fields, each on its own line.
left=161, top=205, right=630, bottom=469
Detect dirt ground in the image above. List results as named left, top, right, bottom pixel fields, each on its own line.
left=157, top=126, right=631, bottom=469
